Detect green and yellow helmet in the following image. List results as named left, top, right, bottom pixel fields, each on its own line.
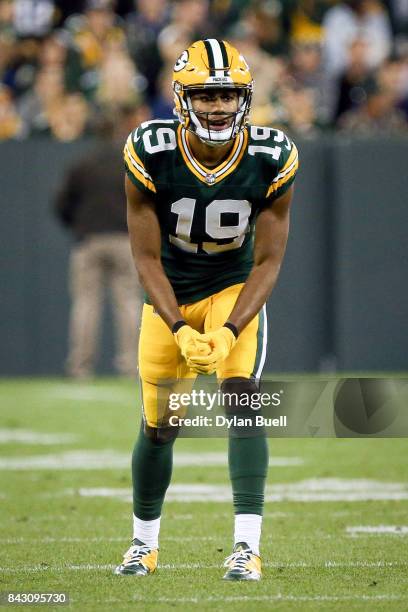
left=173, top=39, right=253, bottom=146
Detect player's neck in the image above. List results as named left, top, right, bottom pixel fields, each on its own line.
left=187, top=132, right=236, bottom=168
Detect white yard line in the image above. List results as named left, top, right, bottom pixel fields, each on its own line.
left=0, top=451, right=130, bottom=470
left=269, top=457, right=305, bottom=467
left=160, top=561, right=408, bottom=569
left=131, top=595, right=405, bottom=604
left=170, top=513, right=193, bottom=520
left=347, top=525, right=408, bottom=535
left=46, top=386, right=133, bottom=402
left=0, top=565, right=115, bottom=572
left=323, top=560, right=407, bottom=568
left=0, top=537, right=124, bottom=543
left=0, top=536, right=222, bottom=544
left=175, top=453, right=304, bottom=467
left=71, top=479, right=408, bottom=503
left=0, top=429, right=78, bottom=445
left=0, top=451, right=303, bottom=470
left=0, top=561, right=406, bottom=572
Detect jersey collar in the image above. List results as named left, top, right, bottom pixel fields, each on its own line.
left=177, top=124, right=248, bottom=186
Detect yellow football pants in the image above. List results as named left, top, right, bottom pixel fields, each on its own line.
left=138, top=283, right=267, bottom=428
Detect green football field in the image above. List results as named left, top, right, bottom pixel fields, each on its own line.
left=0, top=378, right=407, bottom=611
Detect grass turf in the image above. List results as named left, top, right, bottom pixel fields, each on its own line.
left=0, top=378, right=407, bottom=611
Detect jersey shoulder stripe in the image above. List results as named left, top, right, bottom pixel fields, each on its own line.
left=266, top=142, right=299, bottom=198
left=124, top=130, right=157, bottom=194
left=246, top=125, right=299, bottom=199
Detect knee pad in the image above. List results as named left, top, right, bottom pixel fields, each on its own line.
left=220, top=377, right=265, bottom=436
left=221, top=377, right=259, bottom=417
left=143, top=422, right=180, bottom=445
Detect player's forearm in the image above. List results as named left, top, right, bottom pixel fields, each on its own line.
left=135, top=256, right=184, bottom=329
left=227, top=188, right=292, bottom=334
left=226, top=261, right=282, bottom=333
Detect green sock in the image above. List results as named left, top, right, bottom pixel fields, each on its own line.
left=228, top=435, right=268, bottom=515
left=132, top=426, right=175, bottom=520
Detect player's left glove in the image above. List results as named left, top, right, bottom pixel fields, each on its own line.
left=173, top=324, right=211, bottom=364
left=186, top=326, right=237, bottom=374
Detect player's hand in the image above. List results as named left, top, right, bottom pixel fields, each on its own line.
left=174, top=325, right=211, bottom=365
left=186, top=327, right=237, bottom=375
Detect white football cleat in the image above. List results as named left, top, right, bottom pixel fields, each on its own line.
left=114, top=539, right=158, bottom=576
left=223, top=542, right=262, bottom=581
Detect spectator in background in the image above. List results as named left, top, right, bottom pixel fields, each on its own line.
left=287, top=37, right=332, bottom=125
left=13, top=0, right=56, bottom=38
left=38, top=29, right=68, bottom=69
left=173, top=0, right=213, bottom=39
left=54, top=105, right=146, bottom=378
left=322, top=0, right=393, bottom=78
left=244, top=0, right=288, bottom=56
left=158, top=0, right=213, bottom=55
left=0, top=0, right=407, bottom=139
left=279, top=84, right=322, bottom=136
left=377, top=54, right=408, bottom=117
left=227, top=19, right=287, bottom=125
left=125, top=0, right=170, bottom=101
left=385, top=0, right=408, bottom=39
left=288, top=0, right=326, bottom=43
left=338, top=79, right=408, bottom=132
left=64, top=0, right=126, bottom=100
left=1, top=35, right=42, bottom=98
left=15, top=30, right=69, bottom=134
left=228, top=20, right=283, bottom=107
left=156, top=21, right=193, bottom=115
left=0, top=83, right=23, bottom=139
left=114, top=0, right=135, bottom=17
left=54, top=0, right=88, bottom=26
left=95, top=33, right=146, bottom=112
left=0, top=0, right=14, bottom=35
left=0, top=31, right=15, bottom=85
left=48, top=91, right=90, bottom=140
left=333, top=37, right=375, bottom=123
left=210, top=0, right=248, bottom=34
left=151, top=65, right=176, bottom=118
left=17, top=65, right=64, bottom=135
left=157, top=23, right=192, bottom=67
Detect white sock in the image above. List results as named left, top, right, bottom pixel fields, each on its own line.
left=234, top=513, right=262, bottom=556
left=133, top=515, right=161, bottom=549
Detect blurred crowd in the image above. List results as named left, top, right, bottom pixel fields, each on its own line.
left=1, top=0, right=408, bottom=140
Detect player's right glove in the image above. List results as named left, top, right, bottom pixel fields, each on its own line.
left=186, top=326, right=237, bottom=375
left=174, top=324, right=211, bottom=365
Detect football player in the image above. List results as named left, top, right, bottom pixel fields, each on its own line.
left=115, top=39, right=298, bottom=581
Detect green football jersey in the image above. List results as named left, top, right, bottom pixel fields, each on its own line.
left=124, top=119, right=298, bottom=305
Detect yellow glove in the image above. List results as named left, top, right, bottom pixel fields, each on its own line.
left=186, top=326, right=237, bottom=375
left=174, top=324, right=211, bottom=364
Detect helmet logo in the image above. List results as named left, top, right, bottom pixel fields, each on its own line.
left=174, top=50, right=189, bottom=72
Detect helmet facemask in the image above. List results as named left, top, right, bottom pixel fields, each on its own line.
left=173, top=81, right=252, bottom=146
left=174, top=83, right=252, bottom=146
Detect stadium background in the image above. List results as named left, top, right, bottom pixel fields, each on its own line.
left=1, top=0, right=408, bottom=375
left=1, top=2, right=408, bottom=608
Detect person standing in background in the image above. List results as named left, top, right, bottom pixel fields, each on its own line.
left=55, top=105, right=147, bottom=378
